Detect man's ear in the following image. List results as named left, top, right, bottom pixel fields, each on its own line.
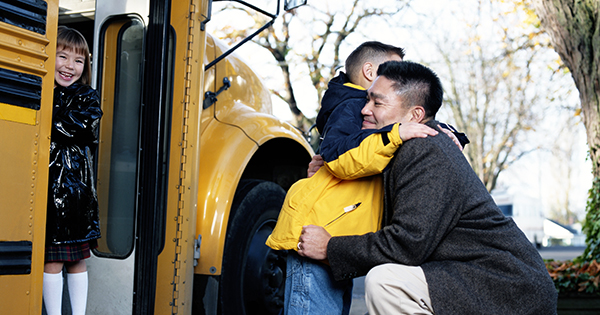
left=362, top=62, right=376, bottom=82
left=410, top=106, right=426, bottom=123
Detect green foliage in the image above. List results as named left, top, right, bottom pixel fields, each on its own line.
left=545, top=178, right=600, bottom=295
left=580, top=177, right=600, bottom=262
left=546, top=260, right=600, bottom=295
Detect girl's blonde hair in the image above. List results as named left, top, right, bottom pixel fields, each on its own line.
left=56, top=26, right=92, bottom=85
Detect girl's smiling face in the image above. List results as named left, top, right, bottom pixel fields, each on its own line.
left=55, top=46, right=85, bottom=87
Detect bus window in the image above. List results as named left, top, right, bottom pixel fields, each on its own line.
left=96, top=19, right=144, bottom=257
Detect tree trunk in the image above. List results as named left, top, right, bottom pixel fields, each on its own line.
left=531, top=0, right=600, bottom=261
left=531, top=0, right=600, bottom=178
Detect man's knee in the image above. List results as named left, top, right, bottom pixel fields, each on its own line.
left=364, top=263, right=433, bottom=315
left=364, top=263, right=395, bottom=295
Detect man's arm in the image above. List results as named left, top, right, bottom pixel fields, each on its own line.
left=319, top=100, right=467, bottom=178
left=302, top=133, right=464, bottom=281
left=324, top=122, right=439, bottom=180
left=321, top=103, right=438, bottom=180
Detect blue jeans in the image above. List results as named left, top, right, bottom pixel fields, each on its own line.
left=284, top=252, right=353, bottom=315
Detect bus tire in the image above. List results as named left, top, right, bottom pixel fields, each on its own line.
left=220, top=179, right=287, bottom=315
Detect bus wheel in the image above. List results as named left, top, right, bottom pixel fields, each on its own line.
left=220, top=180, right=287, bottom=315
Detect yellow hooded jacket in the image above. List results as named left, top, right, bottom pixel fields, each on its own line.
left=266, top=123, right=403, bottom=251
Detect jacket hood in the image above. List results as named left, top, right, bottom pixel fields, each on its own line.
left=316, top=72, right=367, bottom=134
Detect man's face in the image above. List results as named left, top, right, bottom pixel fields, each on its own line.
left=361, top=76, right=412, bottom=130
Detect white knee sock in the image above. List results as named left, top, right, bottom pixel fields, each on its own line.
left=43, top=271, right=64, bottom=315
left=67, top=271, right=88, bottom=315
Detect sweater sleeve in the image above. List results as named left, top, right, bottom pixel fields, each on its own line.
left=326, top=134, right=463, bottom=281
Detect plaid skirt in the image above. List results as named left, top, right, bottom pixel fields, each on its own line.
left=45, top=239, right=98, bottom=262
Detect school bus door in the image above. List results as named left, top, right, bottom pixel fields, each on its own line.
left=85, top=0, right=203, bottom=314
left=85, top=13, right=147, bottom=314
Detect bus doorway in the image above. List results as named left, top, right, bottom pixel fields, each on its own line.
left=57, top=2, right=148, bottom=313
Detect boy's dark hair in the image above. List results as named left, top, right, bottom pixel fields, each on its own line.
left=377, top=61, right=443, bottom=119
left=57, top=25, right=92, bottom=85
left=345, top=41, right=405, bottom=83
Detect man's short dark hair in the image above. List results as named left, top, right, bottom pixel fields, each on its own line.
left=377, top=61, right=443, bottom=119
left=345, top=41, right=405, bottom=83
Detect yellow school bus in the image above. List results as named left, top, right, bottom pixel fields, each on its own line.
left=0, top=0, right=312, bottom=314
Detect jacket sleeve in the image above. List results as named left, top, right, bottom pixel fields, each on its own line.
left=53, top=86, right=103, bottom=144
left=326, top=134, right=463, bottom=281
left=324, top=123, right=402, bottom=180
left=320, top=102, right=399, bottom=180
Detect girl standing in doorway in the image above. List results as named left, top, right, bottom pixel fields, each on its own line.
left=43, top=25, right=102, bottom=315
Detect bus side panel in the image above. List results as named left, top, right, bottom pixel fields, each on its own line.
left=194, top=115, right=312, bottom=275
left=0, top=0, right=59, bottom=313
left=194, top=121, right=259, bottom=275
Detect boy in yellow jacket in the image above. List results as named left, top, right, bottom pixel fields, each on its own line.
left=267, top=42, right=468, bottom=314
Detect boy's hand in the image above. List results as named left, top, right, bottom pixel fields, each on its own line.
left=439, top=126, right=464, bottom=151
left=307, top=154, right=324, bottom=178
left=398, top=122, right=438, bottom=142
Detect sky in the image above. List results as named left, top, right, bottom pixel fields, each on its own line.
left=207, top=0, right=593, bottom=226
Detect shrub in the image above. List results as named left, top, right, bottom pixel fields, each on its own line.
left=580, top=177, right=600, bottom=262
left=545, top=259, right=600, bottom=295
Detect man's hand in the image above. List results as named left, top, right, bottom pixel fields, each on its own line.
left=398, top=122, right=438, bottom=141
left=307, top=155, right=324, bottom=178
left=439, top=126, right=464, bottom=151
left=297, top=225, right=331, bottom=260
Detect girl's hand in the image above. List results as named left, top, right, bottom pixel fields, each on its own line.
left=398, top=122, right=438, bottom=142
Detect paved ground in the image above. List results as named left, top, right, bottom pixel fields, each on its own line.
left=348, top=245, right=586, bottom=315
left=538, top=245, right=586, bottom=261
left=349, top=277, right=369, bottom=315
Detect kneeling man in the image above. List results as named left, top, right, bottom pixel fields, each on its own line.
left=298, top=60, right=557, bottom=315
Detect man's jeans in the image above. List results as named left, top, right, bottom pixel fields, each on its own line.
left=284, top=252, right=353, bottom=315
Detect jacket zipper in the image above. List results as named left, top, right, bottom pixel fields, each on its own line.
left=324, top=202, right=362, bottom=227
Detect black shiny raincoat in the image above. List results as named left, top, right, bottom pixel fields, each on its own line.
left=46, top=83, right=102, bottom=245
